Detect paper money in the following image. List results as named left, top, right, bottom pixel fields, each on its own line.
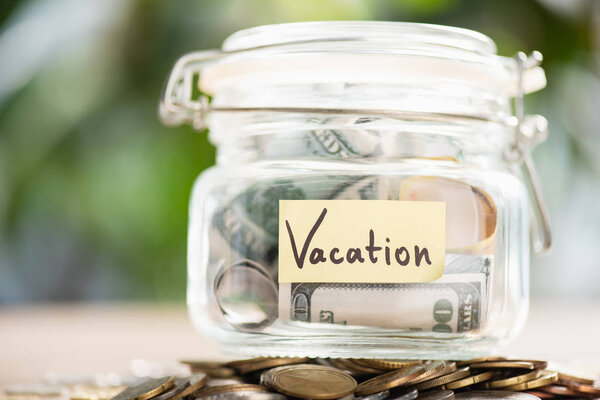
left=279, top=273, right=486, bottom=332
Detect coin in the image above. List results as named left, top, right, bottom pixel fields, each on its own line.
left=213, top=260, right=278, bottom=332
left=454, top=391, right=542, bottom=400
left=181, top=361, right=224, bottom=370
left=444, top=371, right=495, bottom=390
left=522, top=391, right=554, bottom=399
left=416, top=390, right=455, bottom=400
left=180, top=361, right=236, bottom=378
left=262, top=364, right=357, bottom=399
left=193, top=384, right=268, bottom=398
left=469, top=361, right=547, bottom=370
left=414, top=367, right=471, bottom=391
left=354, top=360, right=423, bottom=371
left=227, top=357, right=309, bottom=374
left=194, top=389, right=277, bottom=400
left=337, top=359, right=387, bottom=375
left=483, top=369, right=542, bottom=389
left=356, top=365, right=427, bottom=396
left=111, top=377, right=174, bottom=400
left=205, top=378, right=246, bottom=387
left=503, top=371, right=558, bottom=391
left=409, top=362, right=457, bottom=385
left=456, top=358, right=506, bottom=367
left=557, top=371, right=595, bottom=386
left=355, top=389, right=390, bottom=400
left=144, top=378, right=189, bottom=400
left=561, top=381, right=600, bottom=396
left=538, top=385, right=580, bottom=397
left=170, top=373, right=208, bottom=400
left=389, top=387, right=419, bottom=400
left=324, top=359, right=361, bottom=376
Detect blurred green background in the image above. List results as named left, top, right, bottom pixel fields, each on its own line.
left=1, top=0, right=599, bottom=303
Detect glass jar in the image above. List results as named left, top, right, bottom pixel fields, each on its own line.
left=159, top=21, right=551, bottom=359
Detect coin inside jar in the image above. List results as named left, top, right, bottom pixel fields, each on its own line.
left=261, top=364, right=357, bottom=399
left=213, top=260, right=279, bottom=332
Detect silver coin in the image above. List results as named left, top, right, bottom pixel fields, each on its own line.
left=213, top=259, right=278, bottom=332
left=416, top=390, right=454, bottom=400
left=454, top=392, right=540, bottom=400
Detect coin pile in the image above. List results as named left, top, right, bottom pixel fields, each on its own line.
left=3, top=357, right=599, bottom=400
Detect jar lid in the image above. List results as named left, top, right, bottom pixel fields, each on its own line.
left=160, top=21, right=546, bottom=128
left=201, top=21, right=545, bottom=98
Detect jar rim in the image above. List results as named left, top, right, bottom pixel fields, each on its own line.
left=222, top=21, right=497, bottom=55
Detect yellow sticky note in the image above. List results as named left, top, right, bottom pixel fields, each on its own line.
left=278, top=200, right=446, bottom=283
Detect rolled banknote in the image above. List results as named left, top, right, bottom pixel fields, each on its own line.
left=279, top=273, right=487, bottom=333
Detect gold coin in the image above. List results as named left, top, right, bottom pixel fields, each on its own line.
left=143, top=378, right=190, bottom=400
left=227, top=357, right=309, bottom=374
left=562, top=381, right=600, bottom=396
left=538, top=385, right=580, bottom=397
left=503, top=371, right=558, bottom=391
left=483, top=369, right=542, bottom=389
left=414, top=367, right=471, bottom=390
left=338, top=359, right=387, bottom=375
left=444, top=371, right=496, bottom=390
left=469, top=360, right=546, bottom=370
left=111, top=377, right=174, bottom=400
left=170, top=373, right=208, bottom=400
left=557, top=372, right=596, bottom=386
left=180, top=361, right=224, bottom=369
left=355, top=365, right=427, bottom=396
left=327, top=358, right=385, bottom=375
left=352, top=359, right=423, bottom=371
left=192, top=384, right=267, bottom=397
left=262, top=364, right=356, bottom=400
left=521, top=391, right=556, bottom=399
left=409, top=361, right=457, bottom=385
left=456, top=357, right=506, bottom=367
left=180, top=361, right=236, bottom=378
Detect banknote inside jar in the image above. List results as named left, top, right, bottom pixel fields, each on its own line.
left=211, top=153, right=497, bottom=333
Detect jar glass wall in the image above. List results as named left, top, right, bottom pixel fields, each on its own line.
left=160, top=21, right=548, bottom=359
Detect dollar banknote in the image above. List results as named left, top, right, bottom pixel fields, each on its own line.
left=260, top=117, right=382, bottom=160
left=279, top=273, right=487, bottom=333
left=210, top=176, right=391, bottom=277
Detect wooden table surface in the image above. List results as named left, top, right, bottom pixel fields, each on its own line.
left=1, top=300, right=599, bottom=386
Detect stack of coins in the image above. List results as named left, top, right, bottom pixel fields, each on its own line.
left=3, top=357, right=599, bottom=400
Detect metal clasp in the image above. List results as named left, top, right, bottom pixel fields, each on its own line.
left=159, top=50, right=220, bottom=130
left=507, top=51, right=552, bottom=254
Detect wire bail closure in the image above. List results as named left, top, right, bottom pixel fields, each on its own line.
left=159, top=50, right=219, bottom=131
left=507, top=51, right=552, bottom=254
